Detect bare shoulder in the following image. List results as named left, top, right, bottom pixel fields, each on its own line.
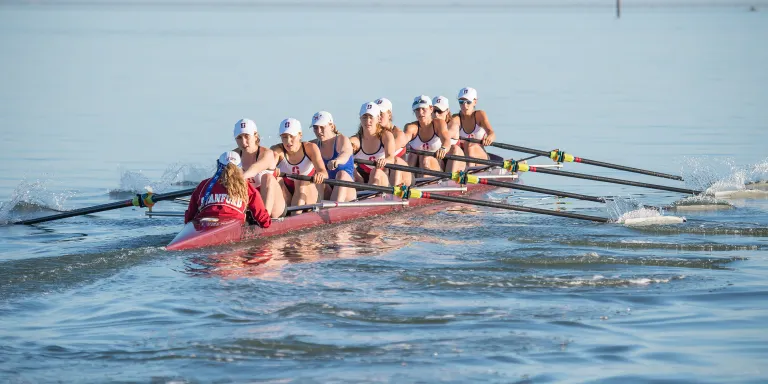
left=476, top=110, right=490, bottom=120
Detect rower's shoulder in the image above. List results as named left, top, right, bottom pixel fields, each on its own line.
left=269, top=143, right=283, bottom=152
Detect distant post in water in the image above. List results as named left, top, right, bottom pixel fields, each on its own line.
left=616, top=0, right=621, bottom=18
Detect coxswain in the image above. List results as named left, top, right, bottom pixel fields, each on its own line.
left=184, top=151, right=271, bottom=228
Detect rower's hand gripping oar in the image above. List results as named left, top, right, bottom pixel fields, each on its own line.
left=460, top=137, right=683, bottom=181
left=282, top=173, right=610, bottom=223
left=13, top=188, right=196, bottom=225
left=407, top=149, right=701, bottom=196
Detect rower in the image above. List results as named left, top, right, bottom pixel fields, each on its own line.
left=432, top=96, right=465, bottom=173
left=270, top=118, right=328, bottom=211
left=184, top=151, right=271, bottom=228
left=404, top=95, right=452, bottom=172
left=310, top=111, right=357, bottom=202
left=232, top=118, right=286, bottom=219
left=375, top=97, right=412, bottom=186
left=457, top=87, right=496, bottom=166
left=350, top=102, right=397, bottom=186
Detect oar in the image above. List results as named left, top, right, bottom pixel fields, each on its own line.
left=283, top=174, right=610, bottom=223
left=356, top=158, right=607, bottom=203
left=408, top=149, right=701, bottom=195
left=13, top=188, right=196, bottom=225
left=460, top=137, right=683, bottom=181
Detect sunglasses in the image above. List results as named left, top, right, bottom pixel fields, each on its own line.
left=458, top=99, right=473, bottom=105
left=433, top=109, right=445, bottom=114
left=312, top=125, right=325, bottom=130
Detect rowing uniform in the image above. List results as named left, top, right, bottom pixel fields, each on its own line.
left=407, top=121, right=443, bottom=166
left=277, top=143, right=316, bottom=195
left=354, top=133, right=386, bottom=183
left=235, top=147, right=276, bottom=191
left=321, top=136, right=355, bottom=180
left=459, top=112, right=488, bottom=157
left=184, top=177, right=271, bottom=228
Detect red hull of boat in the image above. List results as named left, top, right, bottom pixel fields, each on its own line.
left=166, top=173, right=513, bottom=251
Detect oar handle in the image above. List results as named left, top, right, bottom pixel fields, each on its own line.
left=13, top=188, right=196, bottom=225
left=460, top=137, right=684, bottom=181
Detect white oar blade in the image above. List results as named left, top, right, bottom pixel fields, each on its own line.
left=714, top=189, right=768, bottom=199
left=623, top=216, right=687, bottom=226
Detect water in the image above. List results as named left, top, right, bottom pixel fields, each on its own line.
left=1, top=2, right=767, bottom=383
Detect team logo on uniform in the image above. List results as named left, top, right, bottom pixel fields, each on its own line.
left=462, top=89, right=469, bottom=95
left=376, top=99, right=383, bottom=105
left=367, top=104, right=372, bottom=110
left=240, top=122, right=247, bottom=128
left=292, top=166, right=300, bottom=174
left=285, top=121, right=290, bottom=128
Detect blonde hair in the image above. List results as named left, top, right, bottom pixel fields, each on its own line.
left=356, top=122, right=385, bottom=139
left=219, top=163, right=248, bottom=205
left=441, top=109, right=452, bottom=124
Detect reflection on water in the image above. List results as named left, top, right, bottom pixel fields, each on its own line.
left=183, top=221, right=428, bottom=280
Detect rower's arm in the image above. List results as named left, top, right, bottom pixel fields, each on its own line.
left=392, top=126, right=407, bottom=149
left=402, top=123, right=418, bottom=146
left=381, top=131, right=396, bottom=164
left=476, top=110, right=496, bottom=145
left=335, top=135, right=354, bottom=165
left=305, top=142, right=329, bottom=177
left=184, top=183, right=203, bottom=224
left=242, top=147, right=276, bottom=180
left=434, top=119, right=452, bottom=149
left=247, top=183, right=272, bottom=228
left=349, top=135, right=361, bottom=153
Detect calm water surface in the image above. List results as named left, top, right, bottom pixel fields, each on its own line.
left=1, top=3, right=767, bottom=383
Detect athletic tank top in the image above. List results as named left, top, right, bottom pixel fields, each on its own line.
left=236, top=147, right=272, bottom=188
left=458, top=111, right=487, bottom=141
left=408, top=121, right=442, bottom=152
left=353, top=132, right=386, bottom=173
left=277, top=143, right=316, bottom=178
left=321, top=136, right=355, bottom=179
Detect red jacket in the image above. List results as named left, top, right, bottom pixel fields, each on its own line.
left=184, top=177, right=271, bottom=228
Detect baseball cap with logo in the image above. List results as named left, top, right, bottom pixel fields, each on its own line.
left=458, top=87, right=478, bottom=101
left=311, top=111, right=333, bottom=127
left=233, top=118, right=257, bottom=139
left=359, top=102, right=381, bottom=117
left=218, top=151, right=242, bottom=167
left=279, top=118, right=302, bottom=136
left=375, top=98, right=393, bottom=113
left=411, top=95, right=432, bottom=110
left=432, top=96, right=449, bottom=112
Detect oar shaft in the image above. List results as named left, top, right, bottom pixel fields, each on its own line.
left=14, top=188, right=196, bottom=225
left=407, top=148, right=500, bottom=167
left=460, top=137, right=683, bottom=181
left=285, top=173, right=609, bottom=223
left=357, top=158, right=606, bottom=203
left=528, top=167, right=701, bottom=195
left=423, top=193, right=611, bottom=223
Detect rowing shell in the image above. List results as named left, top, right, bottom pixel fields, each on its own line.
left=166, top=162, right=516, bottom=251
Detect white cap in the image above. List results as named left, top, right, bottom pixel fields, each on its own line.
left=311, top=111, right=333, bottom=127
left=279, top=118, right=302, bottom=136
left=233, top=118, right=257, bottom=138
left=458, top=87, right=478, bottom=100
left=432, top=96, right=449, bottom=112
left=411, top=95, right=432, bottom=110
left=360, top=102, right=381, bottom=117
left=218, top=151, right=242, bottom=167
left=375, top=98, right=392, bottom=113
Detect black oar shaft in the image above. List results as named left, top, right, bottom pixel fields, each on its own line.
left=357, top=158, right=606, bottom=203
left=422, top=193, right=611, bottom=223
left=285, top=174, right=609, bottom=223
left=460, top=137, right=683, bottom=181
left=529, top=167, right=701, bottom=195
left=14, top=188, right=196, bottom=225
left=408, top=149, right=697, bottom=196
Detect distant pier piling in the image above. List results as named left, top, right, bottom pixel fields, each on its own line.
left=616, top=0, right=621, bottom=18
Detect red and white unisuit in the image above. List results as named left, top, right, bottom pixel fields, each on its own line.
left=277, top=143, right=316, bottom=194
left=184, top=178, right=271, bottom=228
